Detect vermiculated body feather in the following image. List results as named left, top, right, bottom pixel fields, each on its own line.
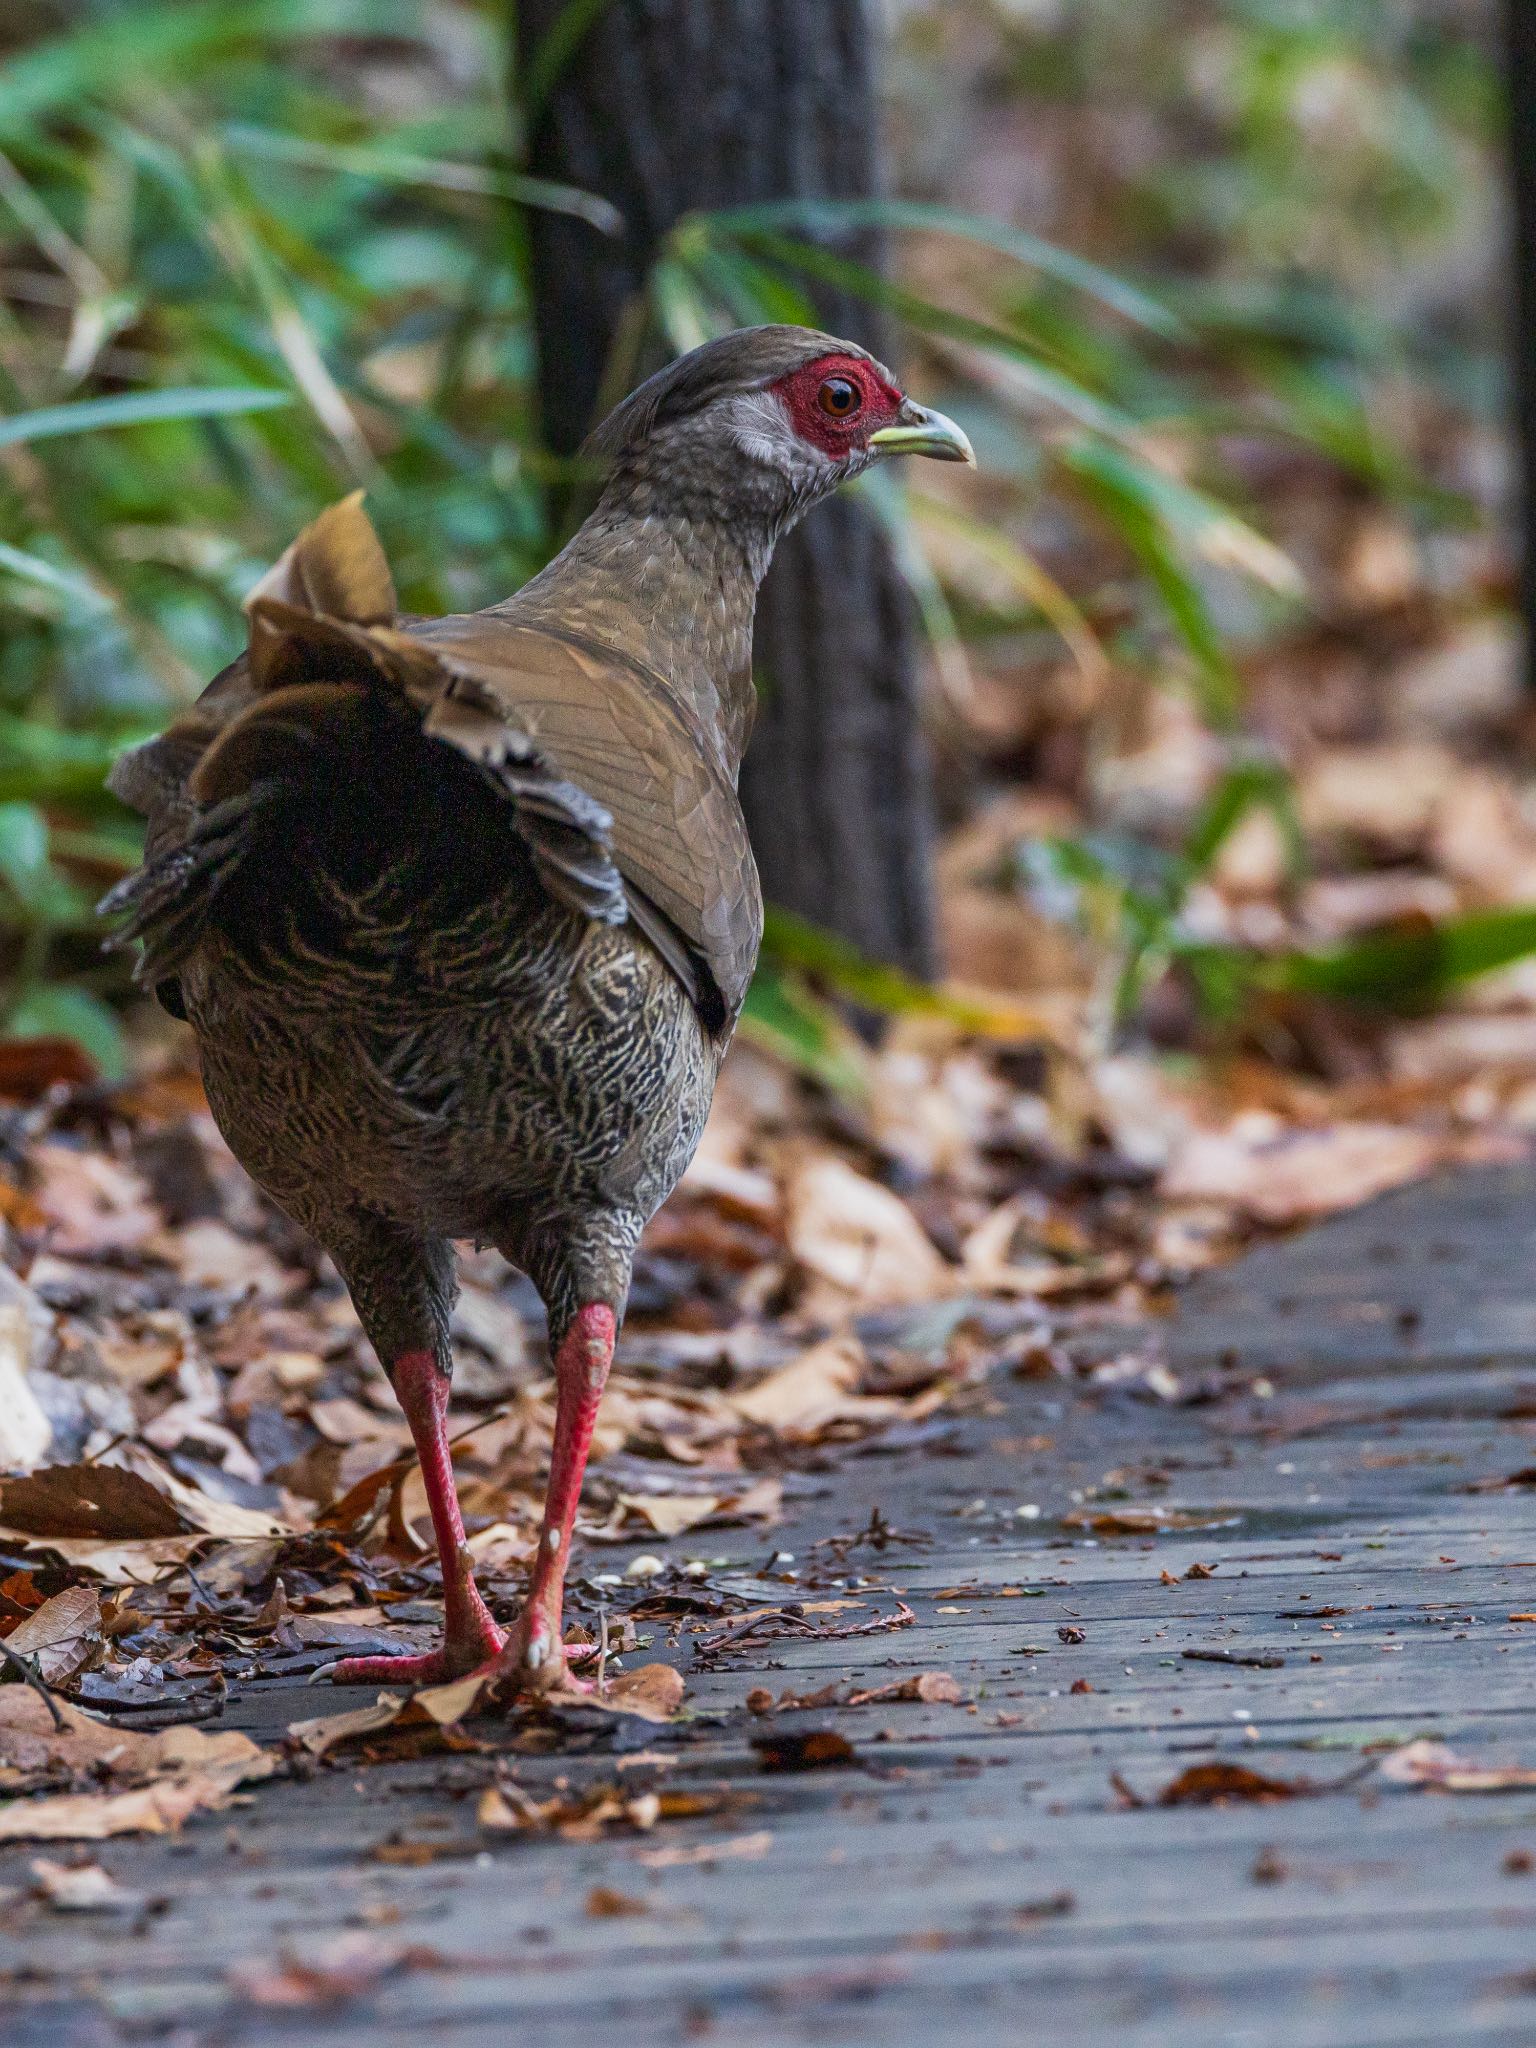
left=101, top=326, right=973, bottom=1693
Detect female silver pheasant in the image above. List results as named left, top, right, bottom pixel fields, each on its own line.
left=103, top=325, right=973, bottom=1696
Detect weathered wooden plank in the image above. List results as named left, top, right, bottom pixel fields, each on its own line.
left=13, top=1163, right=1536, bottom=2046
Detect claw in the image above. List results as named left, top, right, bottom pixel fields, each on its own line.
left=307, top=1659, right=343, bottom=1686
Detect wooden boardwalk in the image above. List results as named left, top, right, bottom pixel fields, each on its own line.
left=11, top=1161, right=1536, bottom=2046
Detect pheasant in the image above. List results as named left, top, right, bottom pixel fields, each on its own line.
left=102, top=325, right=973, bottom=1696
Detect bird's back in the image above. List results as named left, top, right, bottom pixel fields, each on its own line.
left=102, top=497, right=737, bottom=1297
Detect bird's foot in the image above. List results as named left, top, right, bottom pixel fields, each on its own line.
left=317, top=1602, right=504, bottom=1689
left=479, top=1610, right=593, bottom=1701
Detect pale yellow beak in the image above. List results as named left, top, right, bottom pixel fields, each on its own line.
left=869, top=400, right=975, bottom=466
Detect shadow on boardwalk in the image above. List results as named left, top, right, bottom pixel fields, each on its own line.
left=10, top=1161, right=1536, bottom=2047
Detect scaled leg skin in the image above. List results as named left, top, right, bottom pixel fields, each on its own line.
left=325, top=1349, right=504, bottom=1686
left=489, top=1303, right=616, bottom=1695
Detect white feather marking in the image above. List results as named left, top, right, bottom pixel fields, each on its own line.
left=723, top=390, right=833, bottom=484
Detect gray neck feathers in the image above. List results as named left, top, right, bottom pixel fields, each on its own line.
left=507, top=409, right=837, bottom=775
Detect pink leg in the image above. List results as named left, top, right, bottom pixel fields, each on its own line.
left=488, top=1304, right=616, bottom=1695
left=324, top=1350, right=504, bottom=1686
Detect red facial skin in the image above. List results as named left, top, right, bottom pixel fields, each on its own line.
left=769, top=352, right=905, bottom=459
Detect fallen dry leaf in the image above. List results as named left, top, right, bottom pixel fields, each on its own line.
left=747, top=1670, right=964, bottom=1714
left=0, top=1286, right=51, bottom=1476
left=847, top=1670, right=964, bottom=1707
left=0, top=1037, right=96, bottom=1100
left=1160, top=1120, right=1445, bottom=1226
left=1119, top=1761, right=1307, bottom=1807
left=750, top=1728, right=859, bottom=1772
left=2, top=1583, right=102, bottom=1684
left=782, top=1151, right=950, bottom=1306
left=476, top=1783, right=537, bottom=1831
left=2, top=1782, right=208, bottom=1841
left=731, top=1335, right=900, bottom=1437
left=615, top=1493, right=726, bottom=1538
left=286, top=1697, right=408, bottom=1759
left=636, top=1829, right=773, bottom=1869
left=1377, top=1739, right=1536, bottom=1793
left=30, top=1856, right=142, bottom=1911
left=585, top=1884, right=650, bottom=1917
left=0, top=1463, right=188, bottom=1541
left=1062, top=1507, right=1223, bottom=1536
left=576, top=1663, right=687, bottom=1723
left=0, top=1689, right=272, bottom=1838
left=28, top=1144, right=160, bottom=1257
left=477, top=1779, right=661, bottom=1838
left=229, top=1932, right=443, bottom=2009
left=147, top=1219, right=293, bottom=1298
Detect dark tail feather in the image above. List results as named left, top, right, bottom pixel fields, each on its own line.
left=98, top=783, right=277, bottom=987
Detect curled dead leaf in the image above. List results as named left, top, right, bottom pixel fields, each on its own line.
left=749, top=1728, right=859, bottom=1773
left=782, top=1151, right=950, bottom=1307
left=2, top=1584, right=101, bottom=1684
left=0, top=1690, right=272, bottom=1839
left=30, top=1857, right=142, bottom=1912
left=636, top=1829, right=772, bottom=1870
left=731, top=1336, right=901, bottom=1439
left=1378, top=1739, right=1536, bottom=1793
left=1125, top=1761, right=1308, bottom=1808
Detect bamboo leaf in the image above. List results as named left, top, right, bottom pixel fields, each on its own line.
left=0, top=0, right=432, bottom=139
left=762, top=906, right=1070, bottom=1044
left=0, top=541, right=112, bottom=611
left=908, top=490, right=1107, bottom=683
left=705, top=197, right=1183, bottom=338
left=0, top=385, right=291, bottom=452
left=1060, top=439, right=1244, bottom=725
left=740, top=962, right=870, bottom=1098
left=717, top=226, right=1137, bottom=442
left=220, top=123, right=622, bottom=235
left=855, top=468, right=973, bottom=706
left=1271, top=907, right=1536, bottom=1009
left=1063, top=437, right=1304, bottom=597
left=5, top=985, right=128, bottom=1079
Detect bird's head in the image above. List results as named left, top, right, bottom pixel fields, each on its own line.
left=589, top=324, right=974, bottom=539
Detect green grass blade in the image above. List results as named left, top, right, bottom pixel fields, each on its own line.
left=716, top=227, right=1137, bottom=442
left=0, top=540, right=112, bottom=611
left=706, top=197, right=1182, bottom=338
left=518, top=0, right=620, bottom=124
left=219, top=123, right=623, bottom=234
left=1273, top=906, right=1536, bottom=1009
left=0, top=385, right=291, bottom=451
left=0, top=0, right=430, bottom=139
left=1062, top=439, right=1243, bottom=725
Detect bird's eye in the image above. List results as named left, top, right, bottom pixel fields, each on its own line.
left=817, top=376, right=861, bottom=419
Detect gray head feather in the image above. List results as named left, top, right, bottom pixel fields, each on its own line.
left=589, top=325, right=884, bottom=471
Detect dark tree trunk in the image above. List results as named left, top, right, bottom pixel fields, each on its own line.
left=1508, top=0, right=1536, bottom=693
left=513, top=0, right=936, bottom=974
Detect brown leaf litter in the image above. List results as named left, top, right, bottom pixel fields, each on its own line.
left=1377, top=1739, right=1536, bottom=1793
left=746, top=1670, right=964, bottom=1713
left=0, top=1688, right=272, bottom=1839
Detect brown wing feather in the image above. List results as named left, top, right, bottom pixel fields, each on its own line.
left=400, top=612, right=761, bottom=1023
left=105, top=496, right=759, bottom=1031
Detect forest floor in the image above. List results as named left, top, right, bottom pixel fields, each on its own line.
left=10, top=1157, right=1536, bottom=2046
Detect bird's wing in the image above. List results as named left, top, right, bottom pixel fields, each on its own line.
left=403, top=609, right=761, bottom=1028
left=104, top=494, right=759, bottom=1030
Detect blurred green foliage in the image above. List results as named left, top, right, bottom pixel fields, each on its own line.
left=0, top=0, right=1514, bottom=1078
